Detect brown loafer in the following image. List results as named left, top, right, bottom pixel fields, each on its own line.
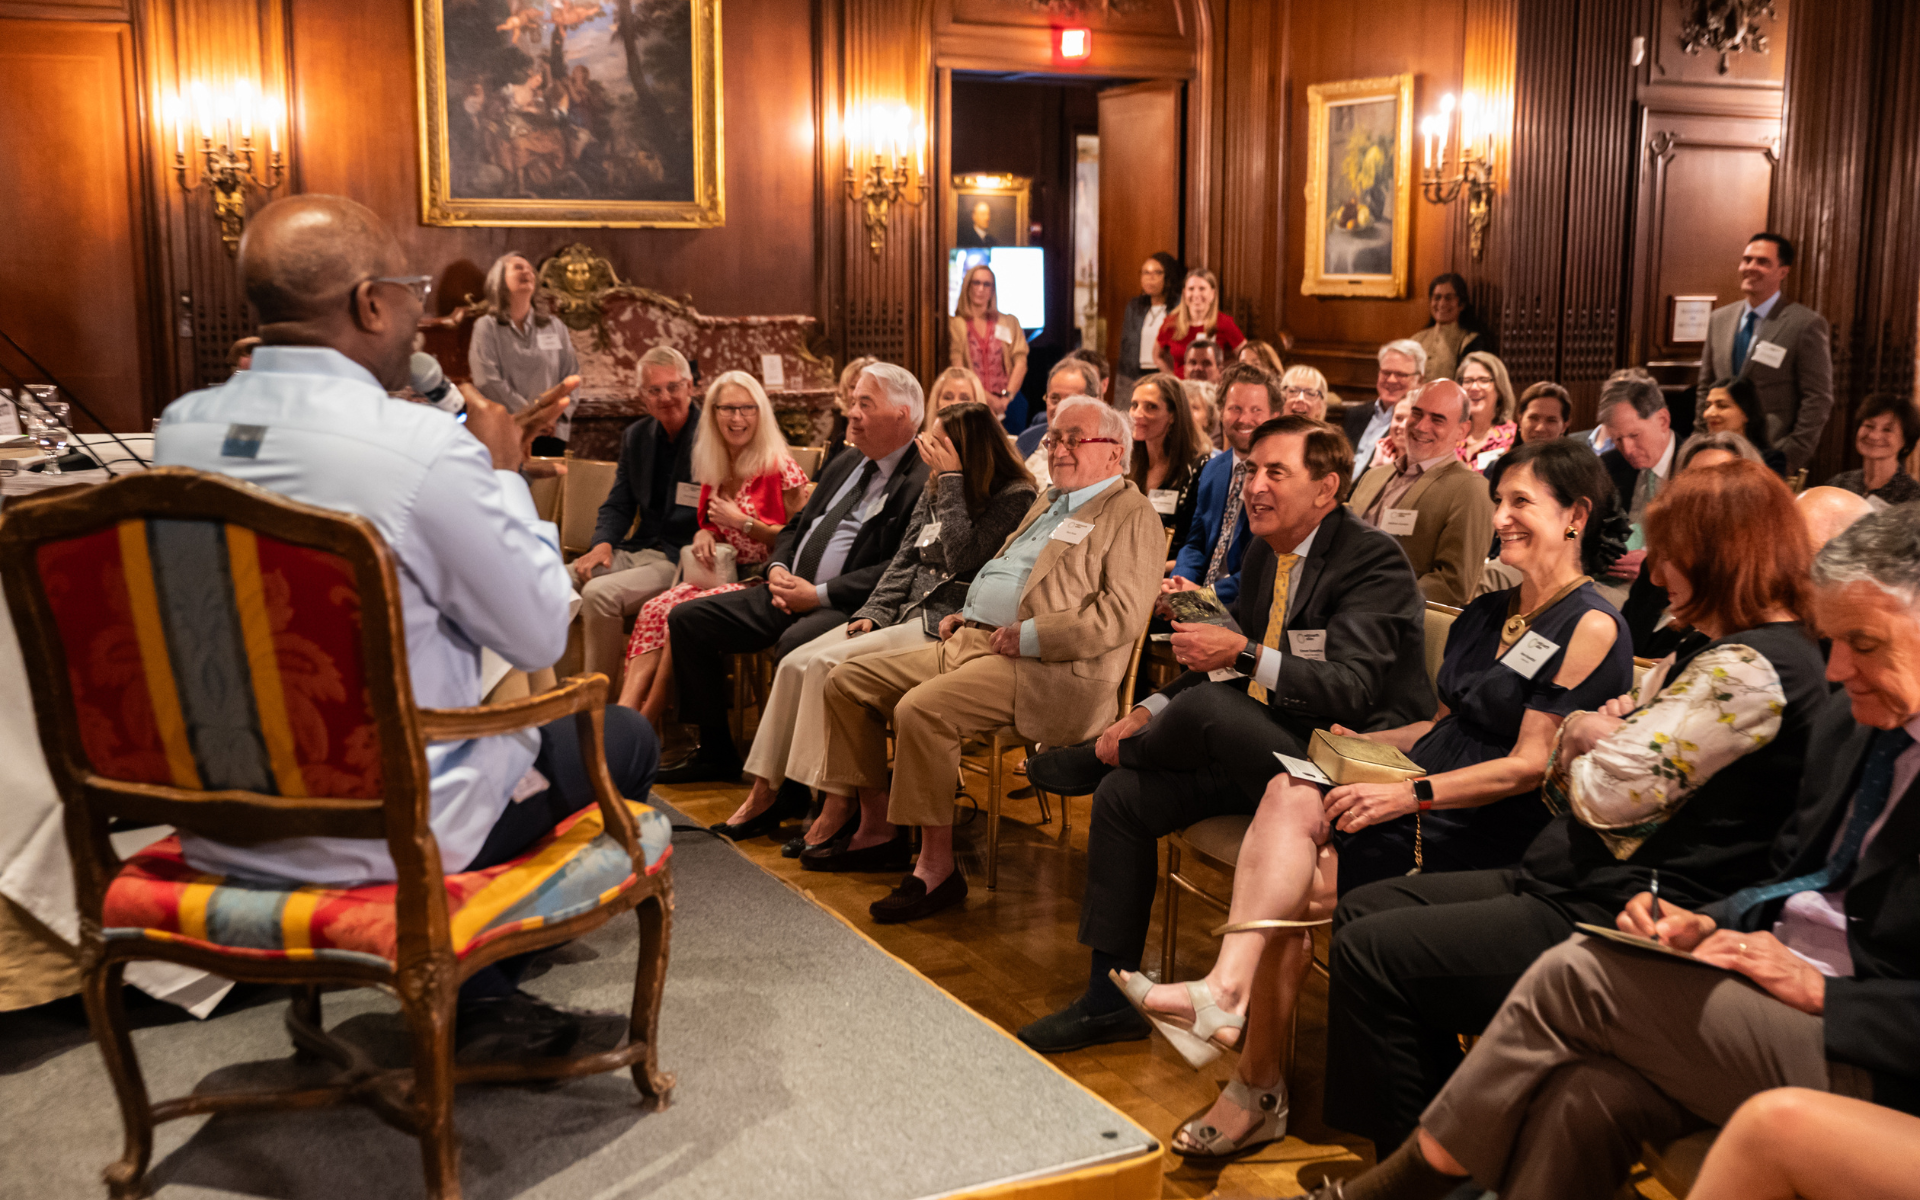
left=869, top=871, right=967, bottom=923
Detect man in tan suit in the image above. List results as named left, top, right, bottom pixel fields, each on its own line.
left=810, top=396, right=1165, bottom=923
left=1347, top=379, right=1492, bottom=605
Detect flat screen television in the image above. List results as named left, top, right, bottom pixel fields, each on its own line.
left=947, top=248, right=1046, bottom=333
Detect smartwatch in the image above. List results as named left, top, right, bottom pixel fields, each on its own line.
left=1413, top=778, right=1434, bottom=811
left=1234, top=639, right=1262, bottom=678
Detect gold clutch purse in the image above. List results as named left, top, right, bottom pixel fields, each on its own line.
left=1307, top=728, right=1425, bottom=784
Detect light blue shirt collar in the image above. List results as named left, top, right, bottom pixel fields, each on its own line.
left=246, top=345, right=387, bottom=392
left=1046, top=473, right=1123, bottom=511
left=1741, top=291, right=1782, bottom=325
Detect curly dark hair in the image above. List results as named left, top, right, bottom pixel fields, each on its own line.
left=1486, top=437, right=1629, bottom=577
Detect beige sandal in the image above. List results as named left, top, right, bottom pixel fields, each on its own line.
left=1110, top=970, right=1244, bottom=1069
left=1172, top=1076, right=1289, bottom=1161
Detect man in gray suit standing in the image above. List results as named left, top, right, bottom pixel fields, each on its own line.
left=1695, top=232, right=1834, bottom=472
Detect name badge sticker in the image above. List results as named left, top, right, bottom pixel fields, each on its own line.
left=1051, top=517, right=1096, bottom=545
left=1380, top=508, right=1420, bottom=537
left=536, top=326, right=565, bottom=352
left=995, top=324, right=1015, bottom=345
left=1749, top=339, right=1787, bottom=369
left=1208, top=667, right=1245, bottom=683
left=1503, top=629, right=1562, bottom=680
left=1148, top=488, right=1180, bottom=515
left=221, top=424, right=267, bottom=459
left=675, top=481, right=702, bottom=507
left=916, top=521, right=943, bottom=548
left=1274, top=752, right=1334, bottom=787
left=1288, top=629, right=1328, bottom=661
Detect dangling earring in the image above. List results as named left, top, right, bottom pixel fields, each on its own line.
left=1564, top=524, right=1580, bottom=540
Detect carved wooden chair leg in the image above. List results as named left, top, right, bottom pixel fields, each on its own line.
left=399, top=963, right=463, bottom=1200
left=628, top=892, right=676, bottom=1108
left=84, top=958, right=155, bottom=1200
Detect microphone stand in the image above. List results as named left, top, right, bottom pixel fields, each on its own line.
left=0, top=326, right=153, bottom=477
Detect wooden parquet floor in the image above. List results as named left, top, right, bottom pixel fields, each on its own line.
left=655, top=747, right=1377, bottom=1200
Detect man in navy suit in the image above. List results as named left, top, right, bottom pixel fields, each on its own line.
left=1164, top=362, right=1277, bottom=609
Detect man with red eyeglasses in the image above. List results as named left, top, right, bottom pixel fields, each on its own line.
left=806, top=397, right=1165, bottom=922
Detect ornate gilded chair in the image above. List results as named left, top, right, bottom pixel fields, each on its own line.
left=0, top=468, right=675, bottom=1200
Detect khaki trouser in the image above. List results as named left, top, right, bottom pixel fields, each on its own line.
left=741, top=620, right=932, bottom=790
left=819, top=628, right=1019, bottom=827
left=574, top=548, right=674, bottom=686
left=1423, top=934, right=1869, bottom=1200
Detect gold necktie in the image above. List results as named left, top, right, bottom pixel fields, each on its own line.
left=1246, top=552, right=1299, bottom=704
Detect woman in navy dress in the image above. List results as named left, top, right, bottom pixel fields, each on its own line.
left=1112, top=437, right=1635, bottom=1161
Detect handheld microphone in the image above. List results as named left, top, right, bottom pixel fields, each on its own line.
left=410, top=352, right=464, bottom=413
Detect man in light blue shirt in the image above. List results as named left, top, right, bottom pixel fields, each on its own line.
left=154, top=195, right=657, bottom=1054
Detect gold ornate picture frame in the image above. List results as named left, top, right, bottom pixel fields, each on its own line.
left=1301, top=73, right=1413, bottom=298
left=415, top=0, right=724, bottom=228
left=951, top=174, right=1031, bottom=248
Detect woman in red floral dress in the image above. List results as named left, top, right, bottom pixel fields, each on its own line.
left=617, top=371, right=809, bottom=722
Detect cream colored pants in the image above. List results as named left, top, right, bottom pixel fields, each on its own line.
left=741, top=619, right=932, bottom=790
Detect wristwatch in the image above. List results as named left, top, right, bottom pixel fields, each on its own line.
left=1234, top=639, right=1261, bottom=678
left=1413, top=778, right=1434, bottom=811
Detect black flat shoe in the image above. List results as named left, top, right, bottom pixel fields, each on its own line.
left=800, top=829, right=912, bottom=873
left=455, top=991, right=582, bottom=1063
left=782, top=808, right=857, bottom=858
left=869, top=870, right=967, bottom=923
left=709, top=783, right=810, bottom=840
left=658, top=751, right=744, bottom=786
left=1014, top=995, right=1152, bottom=1054
left=1024, top=740, right=1112, bottom=796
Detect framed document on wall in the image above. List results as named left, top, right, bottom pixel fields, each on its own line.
left=1301, top=74, right=1414, bottom=298
left=414, top=0, right=724, bottom=228
left=1668, top=295, right=1716, bottom=343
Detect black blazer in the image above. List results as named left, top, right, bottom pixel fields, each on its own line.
left=769, top=443, right=929, bottom=613
left=1599, top=447, right=1640, bottom=513
left=1156, top=504, right=1435, bottom=740
left=593, top=403, right=702, bottom=554
left=1701, top=690, right=1920, bottom=1114
left=1342, top=398, right=1387, bottom=450
left=1116, top=294, right=1157, bottom=386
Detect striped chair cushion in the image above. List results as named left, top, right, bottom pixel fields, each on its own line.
left=101, top=801, right=673, bottom=970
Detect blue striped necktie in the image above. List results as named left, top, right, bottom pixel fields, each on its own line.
left=1723, top=727, right=1914, bottom=921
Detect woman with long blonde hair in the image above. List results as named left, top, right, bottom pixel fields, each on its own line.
left=617, top=371, right=808, bottom=721
left=948, top=264, right=1029, bottom=404
left=1154, top=268, right=1245, bottom=378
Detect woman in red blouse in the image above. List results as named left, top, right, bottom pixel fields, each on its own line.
left=617, top=371, right=809, bottom=723
left=1155, top=268, right=1245, bottom=378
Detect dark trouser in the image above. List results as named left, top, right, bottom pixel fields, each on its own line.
left=666, top=584, right=849, bottom=756
left=459, top=706, right=659, bottom=1002
left=1077, top=684, right=1307, bottom=964
left=1322, top=869, right=1577, bottom=1153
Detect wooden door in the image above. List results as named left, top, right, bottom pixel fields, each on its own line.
left=1098, top=80, right=1182, bottom=381
left=0, top=18, right=152, bottom=431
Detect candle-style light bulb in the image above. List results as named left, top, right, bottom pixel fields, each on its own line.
left=166, top=94, right=184, bottom=157
left=193, top=82, right=213, bottom=141
left=237, top=80, right=253, bottom=142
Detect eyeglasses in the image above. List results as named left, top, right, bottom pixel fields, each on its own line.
left=1041, top=432, right=1122, bottom=452
left=1459, top=376, right=1494, bottom=389
left=640, top=381, right=690, bottom=400
left=712, top=404, right=758, bottom=417
left=1378, top=369, right=1417, bottom=382
left=368, top=274, right=434, bottom=303
left=1282, top=386, right=1324, bottom=399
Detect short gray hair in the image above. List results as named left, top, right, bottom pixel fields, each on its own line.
left=1048, top=357, right=1102, bottom=399
left=1052, top=395, right=1132, bottom=462
left=1596, top=367, right=1665, bottom=424
left=1379, top=338, right=1427, bottom=377
left=637, top=345, right=692, bottom=380
left=1677, top=430, right=1763, bottom=469
left=857, top=361, right=925, bottom=425
left=1812, top=502, right=1920, bottom=608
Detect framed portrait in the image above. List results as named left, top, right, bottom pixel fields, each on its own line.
left=951, top=174, right=1030, bottom=248
left=414, top=0, right=724, bottom=228
left=1301, top=74, right=1414, bottom=298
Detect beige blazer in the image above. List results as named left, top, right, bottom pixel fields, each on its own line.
left=999, top=476, right=1165, bottom=747
left=1347, top=456, right=1492, bottom=607
left=948, top=313, right=1029, bottom=385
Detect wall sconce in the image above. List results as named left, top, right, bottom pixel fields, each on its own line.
left=843, top=103, right=926, bottom=258
left=1418, top=91, right=1497, bottom=260
left=164, top=80, right=287, bottom=257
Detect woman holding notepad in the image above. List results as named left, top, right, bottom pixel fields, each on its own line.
left=1114, top=437, right=1636, bottom=1160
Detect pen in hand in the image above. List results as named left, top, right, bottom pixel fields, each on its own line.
left=1649, top=869, right=1664, bottom=944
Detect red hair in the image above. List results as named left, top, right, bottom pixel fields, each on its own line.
left=1644, top=458, right=1812, bottom=633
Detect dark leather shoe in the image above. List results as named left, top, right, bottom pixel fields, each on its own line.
left=1024, top=740, right=1112, bottom=796
left=709, top=782, right=810, bottom=840
left=869, top=870, right=967, bottom=923
left=782, top=808, right=858, bottom=858
left=1015, top=995, right=1151, bottom=1054
left=800, top=829, right=912, bottom=873
left=454, top=991, right=582, bottom=1063
left=657, top=751, right=744, bottom=786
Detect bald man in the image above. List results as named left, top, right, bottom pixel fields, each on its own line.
left=154, top=195, right=653, bottom=1059
left=1797, top=485, right=1875, bottom=550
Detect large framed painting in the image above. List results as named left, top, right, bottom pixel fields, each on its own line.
left=415, top=0, right=724, bottom=228
left=951, top=174, right=1030, bottom=248
left=1301, top=74, right=1413, bottom=298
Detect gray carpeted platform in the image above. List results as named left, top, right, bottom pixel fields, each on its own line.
left=0, top=798, right=1156, bottom=1199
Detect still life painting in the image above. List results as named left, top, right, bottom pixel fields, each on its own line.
left=416, top=0, right=724, bottom=227
left=1301, top=74, right=1412, bottom=298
